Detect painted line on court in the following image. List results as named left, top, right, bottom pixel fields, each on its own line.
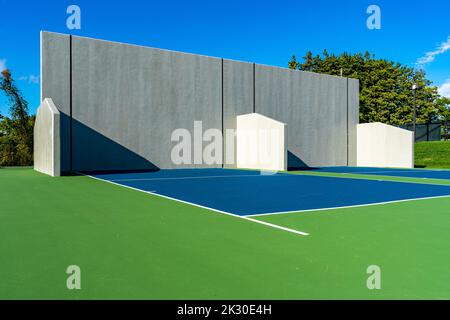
left=85, top=174, right=310, bottom=237
left=109, top=174, right=285, bottom=182
left=292, top=172, right=450, bottom=186
left=339, top=170, right=429, bottom=175
left=246, top=195, right=450, bottom=218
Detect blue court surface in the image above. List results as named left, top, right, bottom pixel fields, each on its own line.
left=311, top=167, right=450, bottom=180
left=91, top=169, right=450, bottom=216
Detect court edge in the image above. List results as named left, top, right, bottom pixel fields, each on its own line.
left=84, top=174, right=310, bottom=237
left=246, top=194, right=450, bottom=217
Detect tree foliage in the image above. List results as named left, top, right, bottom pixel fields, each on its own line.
left=0, top=69, right=35, bottom=166
left=288, top=51, right=450, bottom=125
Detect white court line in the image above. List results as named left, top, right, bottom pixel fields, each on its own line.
left=109, top=174, right=284, bottom=182
left=331, top=170, right=449, bottom=176
left=246, top=194, right=450, bottom=218
left=85, top=174, right=310, bottom=237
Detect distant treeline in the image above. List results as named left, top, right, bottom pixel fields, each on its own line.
left=0, top=69, right=35, bottom=167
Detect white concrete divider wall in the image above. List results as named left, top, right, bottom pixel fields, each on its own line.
left=34, top=98, right=61, bottom=177
left=357, top=123, right=414, bottom=169
left=236, top=113, right=287, bottom=171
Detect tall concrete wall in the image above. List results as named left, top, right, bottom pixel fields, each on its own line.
left=34, top=98, right=61, bottom=177
left=40, top=31, right=360, bottom=173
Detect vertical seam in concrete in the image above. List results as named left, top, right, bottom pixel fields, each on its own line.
left=253, top=63, right=256, bottom=113
left=70, top=35, right=73, bottom=172
left=221, top=58, right=224, bottom=168
left=346, top=77, right=349, bottom=166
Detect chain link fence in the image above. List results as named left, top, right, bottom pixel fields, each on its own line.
left=399, top=122, right=450, bottom=142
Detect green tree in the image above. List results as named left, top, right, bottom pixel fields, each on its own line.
left=0, top=69, right=35, bottom=166
left=288, top=51, right=450, bottom=125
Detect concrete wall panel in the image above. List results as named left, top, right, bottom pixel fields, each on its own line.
left=71, top=36, right=222, bottom=171
left=40, top=32, right=71, bottom=172
left=348, top=78, right=360, bottom=166
left=255, top=66, right=349, bottom=168
left=223, top=59, right=254, bottom=168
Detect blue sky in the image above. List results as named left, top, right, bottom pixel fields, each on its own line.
left=1, top=0, right=449, bottom=116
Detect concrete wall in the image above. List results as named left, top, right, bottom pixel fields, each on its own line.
left=347, top=79, right=360, bottom=166
left=71, top=35, right=222, bottom=171
left=256, top=66, right=351, bottom=168
left=40, top=31, right=360, bottom=173
left=236, top=113, right=287, bottom=171
left=40, top=32, right=71, bottom=172
left=357, top=123, right=414, bottom=169
left=34, top=98, right=61, bottom=177
left=223, top=59, right=254, bottom=168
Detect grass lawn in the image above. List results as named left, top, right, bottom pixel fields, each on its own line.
left=415, top=141, right=450, bottom=169
left=1, top=168, right=450, bottom=299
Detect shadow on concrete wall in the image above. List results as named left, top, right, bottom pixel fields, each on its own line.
left=62, top=115, right=159, bottom=174
left=287, top=151, right=318, bottom=171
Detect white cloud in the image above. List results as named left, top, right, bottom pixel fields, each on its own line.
left=18, top=74, right=40, bottom=84
left=438, top=79, right=450, bottom=98
left=0, top=58, right=6, bottom=71
left=417, top=36, right=450, bottom=66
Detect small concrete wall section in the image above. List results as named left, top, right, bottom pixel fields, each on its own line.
left=236, top=113, right=287, bottom=171
left=34, top=98, right=61, bottom=177
left=357, top=123, right=414, bottom=169
left=40, top=31, right=361, bottom=173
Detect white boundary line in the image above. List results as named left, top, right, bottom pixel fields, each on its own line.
left=109, top=174, right=281, bottom=182
left=246, top=195, right=450, bottom=218
left=316, top=169, right=450, bottom=177
left=85, top=174, right=310, bottom=237
left=295, top=172, right=450, bottom=186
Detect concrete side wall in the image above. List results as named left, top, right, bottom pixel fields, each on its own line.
left=34, top=98, right=61, bottom=177
left=71, top=35, right=222, bottom=171
left=255, top=66, right=349, bottom=168
left=357, top=123, right=414, bottom=169
left=348, top=79, right=360, bottom=166
left=40, top=32, right=71, bottom=172
left=223, top=59, right=254, bottom=168
left=236, top=113, right=287, bottom=171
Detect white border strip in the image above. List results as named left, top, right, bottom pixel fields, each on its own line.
left=318, top=169, right=450, bottom=177
left=109, top=174, right=279, bottom=182
left=246, top=194, right=450, bottom=217
left=85, top=174, right=310, bottom=237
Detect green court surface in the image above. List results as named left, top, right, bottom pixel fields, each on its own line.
left=1, top=168, right=450, bottom=300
